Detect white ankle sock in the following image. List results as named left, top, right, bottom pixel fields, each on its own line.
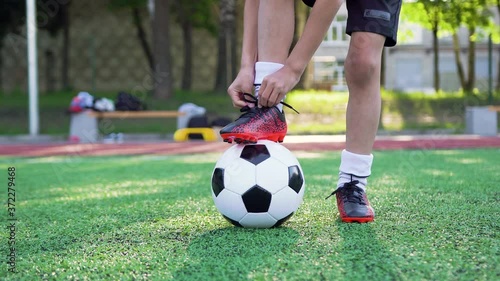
left=254, top=62, right=285, bottom=111
left=338, top=149, right=373, bottom=190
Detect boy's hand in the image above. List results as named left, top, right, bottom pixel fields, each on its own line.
left=258, top=65, right=300, bottom=108
left=227, top=69, right=255, bottom=108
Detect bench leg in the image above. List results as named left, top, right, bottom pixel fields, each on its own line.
left=69, top=111, right=99, bottom=143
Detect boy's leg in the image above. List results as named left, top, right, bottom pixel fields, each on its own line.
left=255, top=0, right=295, bottom=110
left=220, top=0, right=296, bottom=144
left=345, top=32, right=385, bottom=155
left=257, top=0, right=295, bottom=63
left=332, top=0, right=402, bottom=223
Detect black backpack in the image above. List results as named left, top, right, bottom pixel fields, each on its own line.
left=187, top=115, right=210, bottom=140
left=115, top=92, right=146, bottom=111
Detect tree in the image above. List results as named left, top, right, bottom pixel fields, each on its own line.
left=402, top=0, right=449, bottom=92
left=496, top=0, right=500, bottom=91
left=445, top=0, right=495, bottom=94
left=0, top=1, right=26, bottom=90
left=214, top=0, right=238, bottom=93
left=152, top=0, right=173, bottom=99
left=172, top=0, right=217, bottom=90
left=108, top=0, right=154, bottom=72
left=38, top=0, right=72, bottom=92
left=0, top=0, right=72, bottom=92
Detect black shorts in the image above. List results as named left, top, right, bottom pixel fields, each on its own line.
left=302, top=0, right=402, bottom=47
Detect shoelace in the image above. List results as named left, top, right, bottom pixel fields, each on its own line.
left=239, top=93, right=299, bottom=114
left=325, top=180, right=367, bottom=205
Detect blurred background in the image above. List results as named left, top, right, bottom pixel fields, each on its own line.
left=0, top=0, right=499, bottom=138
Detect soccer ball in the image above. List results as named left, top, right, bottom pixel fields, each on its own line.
left=211, top=140, right=305, bottom=228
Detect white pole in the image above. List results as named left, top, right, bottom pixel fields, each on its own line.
left=27, top=0, right=39, bottom=136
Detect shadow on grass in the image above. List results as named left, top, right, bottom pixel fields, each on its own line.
left=173, top=226, right=300, bottom=281
left=335, top=219, right=401, bottom=280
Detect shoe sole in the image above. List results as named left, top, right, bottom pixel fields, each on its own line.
left=340, top=217, right=374, bottom=223
left=221, top=133, right=285, bottom=144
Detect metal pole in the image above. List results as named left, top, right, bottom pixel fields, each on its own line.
left=27, top=0, right=39, bottom=136
left=488, top=34, right=493, bottom=104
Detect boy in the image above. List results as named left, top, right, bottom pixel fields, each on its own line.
left=220, top=0, right=402, bottom=223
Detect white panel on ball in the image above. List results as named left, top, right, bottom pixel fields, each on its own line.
left=240, top=213, right=277, bottom=228
left=224, top=159, right=257, bottom=195
left=215, top=144, right=243, bottom=169
left=255, top=158, right=289, bottom=194
left=267, top=142, right=300, bottom=166
left=268, top=187, right=302, bottom=220
left=213, top=189, right=247, bottom=222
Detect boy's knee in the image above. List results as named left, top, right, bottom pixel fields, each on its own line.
left=345, top=33, right=384, bottom=84
left=345, top=53, right=379, bottom=84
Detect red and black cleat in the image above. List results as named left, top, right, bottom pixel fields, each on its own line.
left=220, top=94, right=298, bottom=144
left=326, top=181, right=375, bottom=223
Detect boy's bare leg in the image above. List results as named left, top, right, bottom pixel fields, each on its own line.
left=344, top=32, right=386, bottom=155
left=332, top=32, right=385, bottom=223
left=254, top=0, right=295, bottom=110
left=257, top=0, right=295, bottom=63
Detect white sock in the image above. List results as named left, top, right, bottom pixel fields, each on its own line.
left=254, top=62, right=285, bottom=111
left=337, top=149, right=373, bottom=190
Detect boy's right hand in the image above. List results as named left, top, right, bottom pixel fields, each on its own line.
left=227, top=68, right=255, bottom=108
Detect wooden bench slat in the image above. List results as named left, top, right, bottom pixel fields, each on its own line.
left=88, top=111, right=185, bottom=118
left=488, top=106, right=500, bottom=112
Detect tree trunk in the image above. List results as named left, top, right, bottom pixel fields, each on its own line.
left=181, top=20, right=192, bottom=90
left=45, top=49, right=55, bottom=92
left=61, top=2, right=70, bottom=90
left=497, top=43, right=500, bottom=91
left=0, top=51, right=3, bottom=91
left=132, top=7, right=154, bottom=72
left=214, top=26, right=228, bottom=92
left=214, top=0, right=236, bottom=92
left=464, top=27, right=476, bottom=93
left=432, top=27, right=440, bottom=92
left=497, top=0, right=500, bottom=91
left=153, top=0, right=173, bottom=99
left=452, top=32, right=466, bottom=90
left=229, top=5, right=238, bottom=83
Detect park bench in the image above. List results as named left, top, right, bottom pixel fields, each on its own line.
left=69, top=110, right=219, bottom=143
left=488, top=106, right=500, bottom=112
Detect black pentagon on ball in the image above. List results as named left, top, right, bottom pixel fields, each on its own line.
left=211, top=168, right=225, bottom=196
left=240, top=144, right=270, bottom=165
left=288, top=165, right=304, bottom=193
left=242, top=185, right=272, bottom=212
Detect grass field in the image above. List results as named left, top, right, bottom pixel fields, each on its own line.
left=1, top=148, right=499, bottom=280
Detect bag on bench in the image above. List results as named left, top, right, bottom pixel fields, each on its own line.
left=115, top=92, right=146, bottom=111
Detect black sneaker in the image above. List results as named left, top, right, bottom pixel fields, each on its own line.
left=326, top=180, right=375, bottom=223
left=220, top=93, right=298, bottom=144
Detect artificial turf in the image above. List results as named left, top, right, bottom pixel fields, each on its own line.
left=0, top=148, right=498, bottom=280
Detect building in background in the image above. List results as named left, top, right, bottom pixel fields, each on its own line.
left=311, top=3, right=500, bottom=93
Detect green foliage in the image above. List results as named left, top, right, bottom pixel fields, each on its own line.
left=285, top=89, right=500, bottom=134
left=172, top=0, right=218, bottom=36
left=108, top=0, right=147, bottom=9
left=401, top=0, right=450, bottom=32
left=401, top=0, right=498, bottom=39
left=0, top=149, right=498, bottom=280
